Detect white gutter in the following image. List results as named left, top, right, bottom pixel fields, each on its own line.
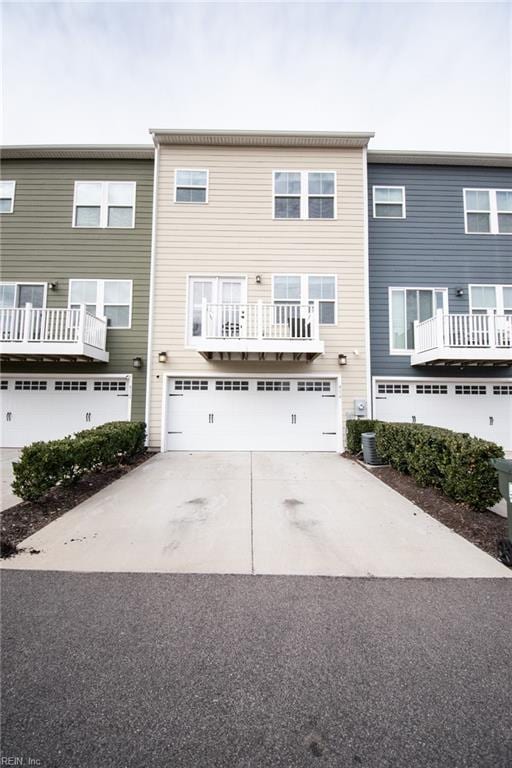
left=143, top=136, right=160, bottom=446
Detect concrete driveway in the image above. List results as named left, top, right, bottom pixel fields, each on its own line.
left=1, top=449, right=21, bottom=511
left=3, top=452, right=509, bottom=577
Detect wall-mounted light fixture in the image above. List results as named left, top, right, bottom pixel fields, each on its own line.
left=158, top=351, right=168, bottom=364
left=255, top=275, right=262, bottom=284
left=338, top=353, right=347, bottom=366
left=48, top=281, right=58, bottom=290
left=456, top=288, right=465, bottom=297
left=132, top=356, right=143, bottom=369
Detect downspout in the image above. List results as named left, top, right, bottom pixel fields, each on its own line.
left=362, top=144, right=373, bottom=417
left=144, top=134, right=160, bottom=447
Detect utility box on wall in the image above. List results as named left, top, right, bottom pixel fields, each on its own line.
left=353, top=399, right=367, bottom=419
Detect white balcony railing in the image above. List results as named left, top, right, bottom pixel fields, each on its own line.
left=195, top=300, right=324, bottom=360
left=0, top=304, right=109, bottom=361
left=412, top=309, right=512, bottom=366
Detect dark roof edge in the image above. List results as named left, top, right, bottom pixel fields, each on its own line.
left=368, top=150, right=512, bottom=167
left=1, top=145, right=154, bottom=160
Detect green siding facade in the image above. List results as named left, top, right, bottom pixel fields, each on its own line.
left=0, top=156, right=154, bottom=422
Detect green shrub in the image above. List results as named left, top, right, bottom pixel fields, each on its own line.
left=346, top=419, right=379, bottom=454
left=12, top=421, right=146, bottom=502
left=374, top=421, right=503, bottom=511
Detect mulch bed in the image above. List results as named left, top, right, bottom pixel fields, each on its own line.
left=344, top=453, right=508, bottom=563
left=1, top=451, right=153, bottom=557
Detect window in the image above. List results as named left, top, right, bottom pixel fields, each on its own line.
left=174, top=380, right=208, bottom=391
left=273, top=274, right=336, bottom=325
left=0, top=181, right=15, bottom=214
left=55, top=381, right=87, bottom=391
left=257, top=380, right=291, bottom=391
left=464, top=189, right=512, bottom=234
left=416, top=384, right=448, bottom=394
left=469, top=285, right=512, bottom=315
left=73, top=181, right=136, bottom=228
left=175, top=170, right=208, bottom=203
left=297, top=381, right=331, bottom=392
left=389, top=287, right=448, bottom=353
left=15, top=380, right=47, bottom=391
left=216, top=380, right=249, bottom=391
left=455, top=385, right=487, bottom=395
left=69, top=280, right=132, bottom=328
left=0, top=283, right=46, bottom=308
left=377, top=383, right=410, bottom=394
left=273, top=171, right=335, bottom=219
left=373, top=186, right=405, bottom=219
left=493, top=385, right=512, bottom=395
left=94, top=380, right=127, bottom=391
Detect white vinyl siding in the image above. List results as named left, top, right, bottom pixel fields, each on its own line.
left=0, top=181, right=15, bottom=214
left=69, top=279, right=132, bottom=328
left=73, top=181, right=136, bottom=228
left=464, top=188, right=512, bottom=235
left=373, top=186, right=406, bottom=219
left=389, top=287, right=448, bottom=353
left=175, top=170, right=208, bottom=203
left=273, top=171, right=335, bottom=219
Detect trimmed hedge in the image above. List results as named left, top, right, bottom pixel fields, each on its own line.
left=12, top=421, right=146, bottom=502
left=346, top=419, right=379, bottom=455
left=374, top=421, right=504, bottom=511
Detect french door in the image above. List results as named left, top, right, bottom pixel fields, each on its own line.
left=189, top=277, right=246, bottom=340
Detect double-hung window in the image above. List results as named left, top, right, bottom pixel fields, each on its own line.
left=69, top=279, right=132, bottom=328
left=389, top=287, right=448, bottom=353
left=373, top=186, right=406, bottom=218
left=273, top=171, right=335, bottom=219
left=175, top=170, right=208, bottom=203
left=73, top=181, right=136, bottom=228
left=464, top=189, right=512, bottom=234
left=0, top=181, right=15, bottom=213
left=469, top=285, right=512, bottom=315
left=273, top=274, right=336, bottom=324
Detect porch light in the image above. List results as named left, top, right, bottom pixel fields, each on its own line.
left=132, top=356, right=143, bottom=369
left=158, top=351, right=168, bottom=363
left=338, top=353, right=347, bottom=366
left=255, top=274, right=262, bottom=284
left=456, top=288, right=465, bottom=297
left=48, top=282, right=58, bottom=290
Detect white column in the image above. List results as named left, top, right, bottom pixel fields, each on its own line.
left=22, top=302, right=33, bottom=342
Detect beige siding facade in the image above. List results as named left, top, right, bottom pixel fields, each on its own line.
left=148, top=144, right=369, bottom=448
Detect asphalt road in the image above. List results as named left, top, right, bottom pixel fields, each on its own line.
left=1, top=572, right=511, bottom=768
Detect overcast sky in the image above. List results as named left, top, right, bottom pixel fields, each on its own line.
left=2, top=1, right=511, bottom=151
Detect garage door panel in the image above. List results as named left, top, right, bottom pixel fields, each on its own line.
left=374, top=379, right=512, bottom=450
left=166, top=378, right=339, bottom=452
left=0, top=377, right=131, bottom=448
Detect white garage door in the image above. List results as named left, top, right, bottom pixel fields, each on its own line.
left=0, top=376, right=131, bottom=448
left=374, top=379, right=512, bottom=450
left=166, top=377, right=339, bottom=451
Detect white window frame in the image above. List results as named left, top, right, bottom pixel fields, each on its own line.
left=0, top=281, right=48, bottom=308
left=469, top=284, right=512, bottom=315
left=72, top=181, right=136, bottom=229
left=463, top=188, right=512, bottom=235
left=372, top=186, right=406, bottom=219
left=68, top=279, right=133, bottom=328
left=174, top=169, right=209, bottom=204
left=271, top=273, right=337, bottom=326
left=0, top=181, right=16, bottom=214
left=272, top=171, right=337, bottom=220
left=388, top=286, right=448, bottom=355
left=185, top=274, right=248, bottom=345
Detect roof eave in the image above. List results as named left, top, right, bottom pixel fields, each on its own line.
left=150, top=128, right=375, bottom=149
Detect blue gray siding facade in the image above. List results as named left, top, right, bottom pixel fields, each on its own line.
left=368, top=162, right=512, bottom=379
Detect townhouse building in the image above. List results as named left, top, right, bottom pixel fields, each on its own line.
left=145, top=130, right=373, bottom=451
left=368, top=151, right=512, bottom=450
left=0, top=146, right=153, bottom=447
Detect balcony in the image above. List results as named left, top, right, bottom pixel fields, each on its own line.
left=194, top=301, right=324, bottom=361
left=412, top=310, right=512, bottom=367
left=0, top=304, right=109, bottom=362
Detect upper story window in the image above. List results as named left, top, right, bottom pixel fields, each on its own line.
left=464, top=189, right=512, bottom=234
left=469, top=285, right=512, bottom=315
left=273, top=274, right=336, bottom=324
left=273, top=171, right=335, bottom=219
left=175, top=170, right=208, bottom=203
left=0, top=282, right=46, bottom=308
left=389, top=287, right=448, bottom=353
left=373, top=186, right=406, bottom=219
left=69, top=279, right=132, bottom=328
left=73, top=182, right=136, bottom=228
left=0, top=181, right=16, bottom=214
